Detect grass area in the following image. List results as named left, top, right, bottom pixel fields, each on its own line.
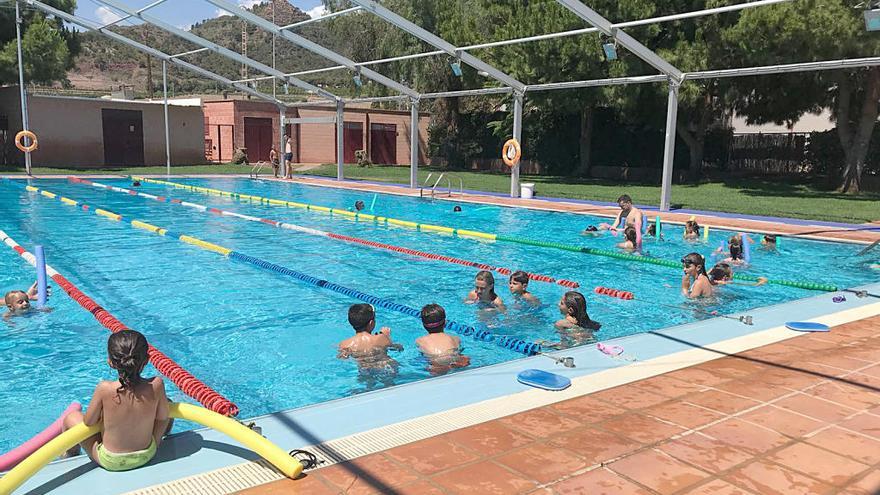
left=0, top=163, right=253, bottom=175
left=305, top=164, right=880, bottom=224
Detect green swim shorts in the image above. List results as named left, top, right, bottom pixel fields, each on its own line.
left=96, top=438, right=157, bottom=472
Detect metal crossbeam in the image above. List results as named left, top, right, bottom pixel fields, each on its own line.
left=26, top=0, right=285, bottom=106
left=350, top=0, right=526, bottom=93
left=92, top=0, right=337, bottom=101
left=279, top=6, right=362, bottom=30
left=204, top=0, right=419, bottom=99
left=95, top=0, right=169, bottom=30
left=555, top=0, right=682, bottom=81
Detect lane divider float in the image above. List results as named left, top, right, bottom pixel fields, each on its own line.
left=0, top=226, right=239, bottom=416
left=69, top=178, right=579, bottom=288
left=14, top=182, right=541, bottom=357
left=131, top=177, right=837, bottom=292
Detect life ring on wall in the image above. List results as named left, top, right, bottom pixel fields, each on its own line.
left=15, top=130, right=38, bottom=153
left=502, top=138, right=521, bottom=167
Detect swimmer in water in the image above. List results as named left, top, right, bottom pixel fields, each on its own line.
left=508, top=270, right=540, bottom=306
left=466, top=270, right=505, bottom=310
left=681, top=252, right=713, bottom=298
left=616, top=226, right=638, bottom=250
left=354, top=200, right=365, bottom=212
left=453, top=205, right=462, bottom=212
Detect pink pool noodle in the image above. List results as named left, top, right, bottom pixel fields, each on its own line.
left=0, top=402, right=81, bottom=472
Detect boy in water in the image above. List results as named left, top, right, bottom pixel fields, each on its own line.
left=416, top=304, right=470, bottom=375
left=354, top=200, right=365, bottom=212
left=508, top=271, right=540, bottom=306
left=337, top=304, right=402, bottom=362
left=4, top=282, right=41, bottom=318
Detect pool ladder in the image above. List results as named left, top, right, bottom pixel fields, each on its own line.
left=419, top=173, right=463, bottom=199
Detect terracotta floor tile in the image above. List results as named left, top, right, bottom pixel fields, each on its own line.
left=839, top=413, right=880, bottom=440
left=235, top=474, right=341, bottom=495
left=392, top=480, right=448, bottom=495
left=841, top=470, right=880, bottom=495
left=737, top=405, right=826, bottom=438
left=723, top=460, right=834, bottom=495
left=385, top=437, right=482, bottom=475
left=601, top=413, right=685, bottom=445
left=806, top=381, right=880, bottom=410
left=758, top=368, right=824, bottom=390
left=664, top=367, right=732, bottom=387
left=431, top=460, right=537, bottom=495
left=774, top=392, right=859, bottom=423
left=551, top=467, right=652, bottom=495
left=495, top=442, right=588, bottom=484
left=318, top=453, right=422, bottom=495
left=806, top=427, right=880, bottom=465
left=549, top=427, right=641, bottom=465
left=643, top=401, right=725, bottom=430
left=498, top=408, right=582, bottom=439
left=589, top=385, right=669, bottom=410
left=609, top=449, right=708, bottom=495
left=658, top=433, right=753, bottom=472
left=767, top=442, right=870, bottom=487
left=696, top=357, right=772, bottom=379
left=858, top=364, right=880, bottom=378
left=681, top=479, right=757, bottom=494
left=445, top=421, right=534, bottom=456
left=806, top=354, right=874, bottom=372
left=684, top=389, right=762, bottom=415
left=713, top=379, right=791, bottom=402
left=549, top=395, right=627, bottom=423
left=700, top=419, right=790, bottom=455
left=630, top=375, right=706, bottom=399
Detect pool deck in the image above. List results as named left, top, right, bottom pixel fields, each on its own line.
left=240, top=313, right=880, bottom=495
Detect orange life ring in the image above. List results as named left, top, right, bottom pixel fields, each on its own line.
left=502, top=138, right=521, bottom=167
left=15, top=130, right=38, bottom=153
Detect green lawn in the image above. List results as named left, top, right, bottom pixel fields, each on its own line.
left=304, top=164, right=880, bottom=224
left=3, top=162, right=878, bottom=223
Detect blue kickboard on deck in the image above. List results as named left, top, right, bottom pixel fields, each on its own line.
left=517, top=369, right=571, bottom=391
left=785, top=321, right=830, bottom=332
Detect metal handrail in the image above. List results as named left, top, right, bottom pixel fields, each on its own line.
left=419, top=172, right=462, bottom=198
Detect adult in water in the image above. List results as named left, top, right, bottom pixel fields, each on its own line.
left=597, top=194, right=644, bottom=234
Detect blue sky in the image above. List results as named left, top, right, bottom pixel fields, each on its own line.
left=74, top=0, right=328, bottom=30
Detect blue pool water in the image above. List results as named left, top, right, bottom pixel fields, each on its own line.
left=0, top=177, right=876, bottom=454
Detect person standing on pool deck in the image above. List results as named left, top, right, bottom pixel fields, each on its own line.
left=417, top=304, right=470, bottom=375
left=466, top=271, right=505, bottom=310
left=62, top=330, right=172, bottom=471
left=269, top=146, right=280, bottom=178
left=681, top=252, right=713, bottom=298
left=338, top=304, right=403, bottom=362
left=283, top=135, right=294, bottom=179
left=599, top=194, right=644, bottom=234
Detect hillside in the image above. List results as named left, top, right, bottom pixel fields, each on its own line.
left=68, top=0, right=350, bottom=98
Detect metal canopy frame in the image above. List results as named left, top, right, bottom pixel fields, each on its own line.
left=12, top=0, right=880, bottom=209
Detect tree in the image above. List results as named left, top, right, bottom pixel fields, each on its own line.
left=0, top=1, right=78, bottom=86
left=725, top=0, right=880, bottom=192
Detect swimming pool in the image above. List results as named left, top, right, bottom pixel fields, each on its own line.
left=1, top=177, right=876, bottom=454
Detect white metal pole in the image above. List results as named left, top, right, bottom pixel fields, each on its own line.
left=162, top=60, right=171, bottom=177
left=279, top=106, right=286, bottom=177
left=336, top=100, right=344, bottom=180
left=659, top=80, right=680, bottom=212
left=510, top=92, right=523, bottom=198
left=15, top=0, right=32, bottom=175
left=410, top=99, right=419, bottom=188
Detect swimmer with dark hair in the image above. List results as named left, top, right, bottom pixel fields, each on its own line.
left=417, top=304, right=470, bottom=375
left=681, top=252, right=713, bottom=298
left=354, top=200, right=365, bottom=211
left=762, top=234, right=777, bottom=247
left=132, top=180, right=141, bottom=187
left=616, top=226, right=638, bottom=250
left=709, top=262, right=768, bottom=287
left=508, top=270, right=540, bottom=306
left=453, top=205, right=462, bottom=212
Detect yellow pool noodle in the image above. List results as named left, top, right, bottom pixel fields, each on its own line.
left=0, top=403, right=302, bottom=494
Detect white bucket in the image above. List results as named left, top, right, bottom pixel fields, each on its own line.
left=520, top=182, right=535, bottom=199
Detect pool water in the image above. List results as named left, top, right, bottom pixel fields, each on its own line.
left=0, top=177, right=876, bottom=453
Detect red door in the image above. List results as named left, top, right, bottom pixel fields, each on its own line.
left=244, top=117, right=273, bottom=162
left=369, top=123, right=397, bottom=165
left=343, top=122, right=363, bottom=163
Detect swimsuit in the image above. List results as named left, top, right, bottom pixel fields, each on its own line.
left=97, top=438, right=156, bottom=471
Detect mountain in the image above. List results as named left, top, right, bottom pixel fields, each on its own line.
left=67, top=0, right=349, bottom=99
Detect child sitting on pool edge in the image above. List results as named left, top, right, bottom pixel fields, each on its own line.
left=417, top=304, right=470, bottom=375
left=466, top=270, right=505, bottom=310
left=508, top=270, right=540, bottom=306
left=338, top=304, right=403, bottom=360
left=62, top=330, right=172, bottom=471
left=4, top=282, right=44, bottom=318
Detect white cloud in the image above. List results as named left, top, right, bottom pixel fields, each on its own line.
left=305, top=5, right=328, bottom=19
left=215, top=1, right=264, bottom=17
left=95, top=6, right=123, bottom=25
left=215, top=8, right=232, bottom=17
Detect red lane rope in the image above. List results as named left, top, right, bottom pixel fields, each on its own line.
left=594, top=286, right=635, bottom=300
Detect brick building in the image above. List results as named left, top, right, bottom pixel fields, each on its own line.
left=202, top=99, right=430, bottom=165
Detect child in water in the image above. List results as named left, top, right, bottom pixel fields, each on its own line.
left=616, top=226, right=638, bottom=250
left=762, top=234, right=777, bottom=247
left=466, top=270, right=505, bottom=310
left=416, top=304, right=470, bottom=375
left=4, top=282, right=44, bottom=319
left=681, top=252, right=713, bottom=298
left=541, top=291, right=601, bottom=348
left=338, top=304, right=403, bottom=361
left=684, top=219, right=700, bottom=240
left=709, top=262, right=768, bottom=287
left=508, top=270, right=540, bottom=306
left=354, top=200, right=365, bottom=212
left=62, top=330, right=171, bottom=471
left=717, top=234, right=750, bottom=265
